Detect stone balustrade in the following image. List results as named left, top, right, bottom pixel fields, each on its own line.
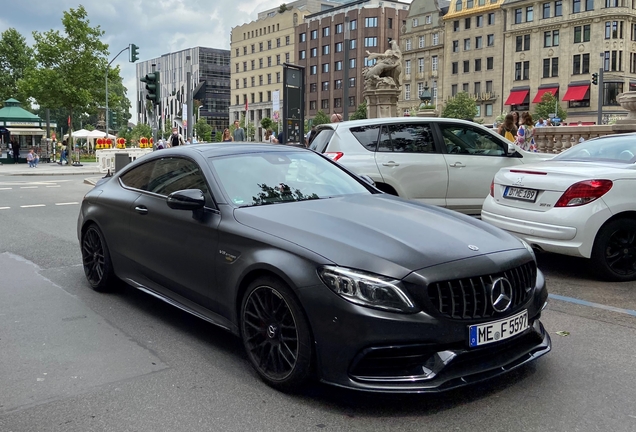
left=533, top=125, right=615, bottom=154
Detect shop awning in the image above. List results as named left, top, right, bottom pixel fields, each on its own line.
left=562, top=85, right=590, bottom=101
left=504, top=89, right=529, bottom=105
left=7, top=127, right=46, bottom=136
left=532, top=87, right=559, bottom=103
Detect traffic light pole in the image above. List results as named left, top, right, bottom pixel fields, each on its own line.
left=105, top=46, right=132, bottom=137
left=597, top=67, right=604, bottom=126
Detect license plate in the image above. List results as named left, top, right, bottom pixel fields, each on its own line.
left=504, top=186, right=538, bottom=202
left=468, top=310, right=529, bottom=347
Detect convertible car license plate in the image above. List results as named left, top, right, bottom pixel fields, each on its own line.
left=468, top=310, right=529, bottom=347
left=504, top=186, right=537, bottom=202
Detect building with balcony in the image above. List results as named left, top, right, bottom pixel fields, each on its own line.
left=398, top=0, right=449, bottom=115
left=136, top=47, right=230, bottom=137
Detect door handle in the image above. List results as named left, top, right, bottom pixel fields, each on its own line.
left=135, top=206, right=148, bottom=215
left=382, top=161, right=400, bottom=167
left=449, top=162, right=465, bottom=168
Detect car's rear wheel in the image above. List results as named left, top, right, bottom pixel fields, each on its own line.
left=240, top=277, right=313, bottom=392
left=591, top=219, right=636, bottom=282
left=81, top=224, right=115, bottom=291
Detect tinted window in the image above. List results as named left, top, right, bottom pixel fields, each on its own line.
left=146, top=158, right=209, bottom=196
left=554, top=136, right=636, bottom=163
left=438, top=124, right=506, bottom=156
left=119, top=161, right=156, bottom=190
left=309, top=128, right=334, bottom=153
left=350, top=125, right=380, bottom=151
left=377, top=123, right=436, bottom=153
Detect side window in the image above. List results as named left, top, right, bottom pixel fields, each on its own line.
left=439, top=124, right=506, bottom=156
left=119, top=160, right=156, bottom=190
left=377, top=123, right=436, bottom=153
left=147, top=158, right=209, bottom=196
left=349, top=125, right=380, bottom=151
left=309, top=128, right=335, bottom=153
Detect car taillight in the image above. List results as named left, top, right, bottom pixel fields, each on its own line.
left=555, top=180, right=613, bottom=207
left=325, top=152, right=343, bottom=161
left=490, top=179, right=494, bottom=197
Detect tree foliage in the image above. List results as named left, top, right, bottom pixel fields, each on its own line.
left=312, top=110, right=330, bottom=126
left=130, top=123, right=152, bottom=144
left=0, top=28, right=35, bottom=105
left=23, top=6, right=111, bottom=127
left=349, top=101, right=368, bottom=120
left=441, top=92, right=478, bottom=120
left=534, top=92, right=567, bottom=123
left=194, top=118, right=212, bottom=142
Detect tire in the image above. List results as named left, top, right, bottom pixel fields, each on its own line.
left=81, top=224, right=116, bottom=292
left=591, top=219, right=636, bottom=282
left=240, top=277, right=313, bottom=392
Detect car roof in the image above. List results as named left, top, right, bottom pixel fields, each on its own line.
left=316, top=117, right=480, bottom=130
left=155, top=143, right=309, bottom=158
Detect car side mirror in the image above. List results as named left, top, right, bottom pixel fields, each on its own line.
left=507, top=142, right=516, bottom=156
left=167, top=189, right=205, bottom=211
left=359, top=174, right=375, bottom=187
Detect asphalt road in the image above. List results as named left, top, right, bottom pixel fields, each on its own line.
left=0, top=175, right=635, bottom=432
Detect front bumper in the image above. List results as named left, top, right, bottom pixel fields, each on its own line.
left=297, top=259, right=550, bottom=393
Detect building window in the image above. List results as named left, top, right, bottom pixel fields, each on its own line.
left=631, top=53, right=636, bottom=73
left=451, top=84, right=458, bottom=96
left=276, top=72, right=280, bottom=83
left=259, top=58, right=263, bottom=68
left=573, top=0, right=581, bottom=13
left=604, top=82, right=623, bottom=105
left=310, top=101, right=316, bottom=110
left=300, top=33, right=306, bottom=42
left=349, top=58, right=356, bottom=68
left=453, top=40, right=459, bottom=52
left=526, top=6, right=534, bottom=22
left=350, top=19, right=357, bottom=30
left=267, top=74, right=272, bottom=84
left=323, top=27, right=330, bottom=37
left=418, top=58, right=425, bottom=73
left=276, top=54, right=281, bottom=65
left=486, top=80, right=493, bottom=92
left=243, top=78, right=247, bottom=88
left=268, top=41, right=272, bottom=50
left=321, top=99, right=329, bottom=109
left=322, top=45, right=329, bottom=55
left=515, top=61, right=530, bottom=80
left=235, top=48, right=239, bottom=56
left=456, top=0, right=462, bottom=12
left=335, top=79, right=342, bottom=89
left=267, top=57, right=272, bottom=67
left=365, top=37, right=378, bottom=47
left=235, top=79, right=239, bottom=89
left=605, top=21, right=624, bottom=39
left=405, top=39, right=412, bottom=50
left=487, top=57, right=494, bottom=69
left=322, top=63, right=329, bottom=73
left=432, top=55, right=438, bottom=71
left=585, top=0, right=594, bottom=10
left=515, top=34, right=531, bottom=51
left=243, top=46, right=247, bottom=55
left=475, top=58, right=482, bottom=71
left=487, top=34, right=495, bottom=46
left=453, top=21, right=460, bottom=32
left=349, top=96, right=356, bottom=107
left=464, top=38, right=471, bottom=50
left=574, top=25, right=590, bottom=43
left=251, top=77, right=255, bottom=87
left=543, top=57, right=559, bottom=77
left=433, top=33, right=439, bottom=45
left=335, top=61, right=342, bottom=71
left=486, top=104, right=493, bottom=116
left=462, top=83, right=469, bottom=92
left=350, top=39, right=357, bottom=49
left=465, top=17, right=471, bottom=29
left=543, top=2, right=551, bottom=18
left=310, top=48, right=317, bottom=58
left=475, top=81, right=481, bottom=94
left=310, top=83, right=317, bottom=92
left=475, top=36, right=483, bottom=49
left=452, top=62, right=458, bottom=74
left=310, top=65, right=317, bottom=75
left=335, top=42, right=343, bottom=52
left=604, top=50, right=623, bottom=71
left=299, top=50, right=306, bottom=60
left=276, top=38, right=280, bottom=48
left=365, top=17, right=378, bottom=27
left=311, top=30, right=317, bottom=40
left=405, top=83, right=411, bottom=100
left=405, top=60, right=411, bottom=74
left=335, top=23, right=343, bottom=34
left=514, top=8, right=523, bottom=24
left=286, top=36, right=290, bottom=45
left=413, top=18, right=419, bottom=27
left=322, top=81, right=329, bottom=91
left=488, top=12, right=495, bottom=25
left=606, top=0, right=620, bottom=6
left=544, top=30, right=559, bottom=47
left=463, top=60, right=470, bottom=73
left=243, top=61, right=247, bottom=71
left=426, top=15, right=432, bottom=24
left=419, top=36, right=425, bottom=48
left=349, top=77, right=356, bottom=87
left=334, top=98, right=342, bottom=108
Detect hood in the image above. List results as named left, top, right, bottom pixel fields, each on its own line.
left=233, top=194, right=525, bottom=279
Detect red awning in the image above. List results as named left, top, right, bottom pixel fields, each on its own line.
left=532, top=87, right=558, bottom=103
left=562, top=85, right=590, bottom=101
left=504, top=89, right=529, bottom=105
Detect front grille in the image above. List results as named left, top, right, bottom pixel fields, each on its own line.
left=427, top=261, right=537, bottom=320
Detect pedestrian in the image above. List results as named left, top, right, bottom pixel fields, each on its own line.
left=511, top=111, right=520, bottom=129
left=277, top=130, right=285, bottom=145
left=168, top=127, right=185, bottom=147
left=232, top=120, right=246, bottom=142
left=330, top=113, right=342, bottom=123
left=222, top=128, right=233, bottom=142
left=186, top=137, right=192, bottom=145
left=306, top=125, right=317, bottom=147
left=516, top=112, right=538, bottom=152
left=11, top=138, right=19, bottom=164
left=497, top=114, right=518, bottom=142
left=60, top=140, right=68, bottom=165
left=265, top=129, right=278, bottom=143
left=26, top=149, right=37, bottom=168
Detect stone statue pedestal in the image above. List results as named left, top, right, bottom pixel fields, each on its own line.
left=612, top=92, right=636, bottom=133
left=416, top=108, right=438, bottom=117
left=364, top=87, right=401, bottom=119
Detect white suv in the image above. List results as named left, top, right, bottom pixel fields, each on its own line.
left=310, top=117, right=550, bottom=215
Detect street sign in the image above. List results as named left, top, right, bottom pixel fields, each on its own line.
left=273, top=91, right=280, bottom=112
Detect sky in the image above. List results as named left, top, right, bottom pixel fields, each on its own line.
left=0, top=0, right=286, bottom=120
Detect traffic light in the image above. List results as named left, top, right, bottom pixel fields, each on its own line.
left=141, top=72, right=160, bottom=104
left=129, top=44, right=139, bottom=63
left=592, top=72, right=598, bottom=85
left=109, top=110, right=118, bottom=129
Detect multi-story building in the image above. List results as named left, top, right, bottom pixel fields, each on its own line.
left=442, top=0, right=506, bottom=124
left=136, top=47, right=230, bottom=137
left=501, top=0, right=635, bottom=124
left=230, top=1, right=342, bottom=140
left=398, top=0, right=449, bottom=115
left=296, top=0, right=409, bottom=121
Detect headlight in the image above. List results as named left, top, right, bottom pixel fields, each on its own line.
left=519, top=238, right=536, bottom=261
left=318, top=266, right=417, bottom=313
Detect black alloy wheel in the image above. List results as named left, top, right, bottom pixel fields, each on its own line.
left=592, top=219, right=636, bottom=282
left=81, top=224, right=115, bottom=291
left=240, top=277, right=313, bottom=391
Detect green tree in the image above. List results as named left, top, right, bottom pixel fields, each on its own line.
left=312, top=109, right=330, bottom=126
left=214, top=131, right=223, bottom=142
left=23, top=5, right=111, bottom=154
left=0, top=28, right=35, bottom=105
left=194, top=118, right=212, bottom=142
left=534, top=92, right=567, bottom=124
left=349, top=101, right=368, bottom=120
left=441, top=92, right=478, bottom=120
left=261, top=117, right=274, bottom=130
left=130, top=123, right=152, bottom=144
left=278, top=3, right=289, bottom=13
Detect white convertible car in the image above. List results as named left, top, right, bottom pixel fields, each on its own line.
left=482, top=133, right=636, bottom=281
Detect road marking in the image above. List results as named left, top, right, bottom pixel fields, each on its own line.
left=20, top=204, right=46, bottom=208
left=0, top=207, right=9, bottom=210
left=55, top=202, right=79, bottom=206
left=20, top=186, right=38, bottom=189
left=46, top=185, right=61, bottom=188
left=0, top=187, right=11, bottom=190
left=549, top=294, right=636, bottom=317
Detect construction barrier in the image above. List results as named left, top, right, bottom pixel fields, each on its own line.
left=96, top=148, right=153, bottom=173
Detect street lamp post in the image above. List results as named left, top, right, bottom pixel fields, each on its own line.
left=343, top=16, right=350, bottom=121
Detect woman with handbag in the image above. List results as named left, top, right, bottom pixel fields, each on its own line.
left=516, top=112, right=538, bottom=152
left=498, top=114, right=518, bottom=143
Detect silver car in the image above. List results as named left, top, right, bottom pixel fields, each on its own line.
left=310, top=117, right=549, bottom=215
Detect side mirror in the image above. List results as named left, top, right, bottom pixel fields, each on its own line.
left=359, top=174, right=376, bottom=187
left=167, top=189, right=205, bottom=210
left=507, top=142, right=516, bottom=156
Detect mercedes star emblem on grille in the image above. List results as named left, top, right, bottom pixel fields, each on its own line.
left=490, top=277, right=513, bottom=312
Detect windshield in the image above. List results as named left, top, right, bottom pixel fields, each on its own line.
left=209, top=150, right=371, bottom=207
left=554, top=136, right=636, bottom=164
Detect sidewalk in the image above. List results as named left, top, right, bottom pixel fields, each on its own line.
left=0, top=161, right=102, bottom=177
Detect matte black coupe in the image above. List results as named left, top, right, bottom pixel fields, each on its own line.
left=78, top=144, right=551, bottom=393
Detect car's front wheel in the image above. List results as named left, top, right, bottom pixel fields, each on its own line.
left=240, top=277, right=313, bottom=392
left=81, top=224, right=116, bottom=291
left=591, top=219, right=636, bottom=281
